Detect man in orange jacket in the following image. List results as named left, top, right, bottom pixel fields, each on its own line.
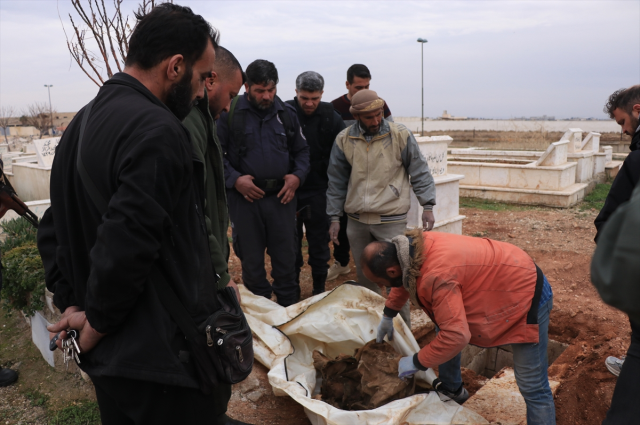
left=363, top=229, right=555, bottom=425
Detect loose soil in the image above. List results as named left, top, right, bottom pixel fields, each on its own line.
left=0, top=204, right=628, bottom=424
left=313, top=340, right=415, bottom=410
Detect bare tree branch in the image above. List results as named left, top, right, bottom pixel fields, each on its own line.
left=0, top=106, right=16, bottom=144
left=61, top=0, right=172, bottom=87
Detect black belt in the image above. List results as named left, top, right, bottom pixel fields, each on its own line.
left=253, top=178, right=284, bottom=192
left=526, top=265, right=545, bottom=325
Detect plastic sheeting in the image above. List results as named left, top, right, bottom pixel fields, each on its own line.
left=240, top=283, right=488, bottom=425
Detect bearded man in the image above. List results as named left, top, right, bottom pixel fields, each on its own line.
left=363, top=230, right=556, bottom=425
left=37, top=4, right=229, bottom=424
left=218, top=59, right=310, bottom=307
left=594, top=84, right=640, bottom=424
left=326, top=89, right=436, bottom=326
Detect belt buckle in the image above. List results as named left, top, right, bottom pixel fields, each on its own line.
left=265, top=179, right=277, bottom=189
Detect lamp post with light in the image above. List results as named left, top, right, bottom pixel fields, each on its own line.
left=417, top=38, right=427, bottom=135
left=44, top=84, right=53, bottom=135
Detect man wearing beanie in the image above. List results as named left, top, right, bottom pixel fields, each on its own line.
left=326, top=89, right=436, bottom=326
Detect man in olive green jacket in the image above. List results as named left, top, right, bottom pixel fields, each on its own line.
left=183, top=46, right=249, bottom=425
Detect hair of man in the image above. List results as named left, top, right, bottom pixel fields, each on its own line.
left=296, top=71, right=324, bottom=92
left=245, top=59, right=278, bottom=87
left=604, top=85, right=640, bottom=118
left=347, top=64, right=372, bottom=84
left=214, top=46, right=246, bottom=85
left=364, top=241, right=399, bottom=279
left=125, top=3, right=219, bottom=70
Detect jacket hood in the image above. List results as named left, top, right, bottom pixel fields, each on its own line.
left=391, top=228, right=425, bottom=308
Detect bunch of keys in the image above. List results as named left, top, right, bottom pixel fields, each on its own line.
left=49, top=329, right=81, bottom=369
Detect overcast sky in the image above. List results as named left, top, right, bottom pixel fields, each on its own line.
left=1, top=0, right=639, bottom=119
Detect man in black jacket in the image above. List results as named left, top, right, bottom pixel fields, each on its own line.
left=286, top=71, right=346, bottom=296
left=594, top=84, right=640, bottom=425
left=218, top=60, right=310, bottom=307
left=37, top=5, right=228, bottom=424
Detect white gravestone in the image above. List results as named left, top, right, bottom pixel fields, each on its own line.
left=407, top=135, right=466, bottom=234
left=33, top=137, right=61, bottom=168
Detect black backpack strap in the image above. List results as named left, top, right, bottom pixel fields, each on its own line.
left=226, top=96, right=245, bottom=170
left=275, top=96, right=296, bottom=152
left=75, top=99, right=210, bottom=343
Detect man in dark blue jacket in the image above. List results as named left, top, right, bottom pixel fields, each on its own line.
left=218, top=60, right=310, bottom=307
left=37, top=5, right=229, bottom=424
left=286, top=71, right=345, bottom=296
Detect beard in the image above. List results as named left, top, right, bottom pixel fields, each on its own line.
left=358, top=119, right=380, bottom=135
left=166, top=66, right=196, bottom=121
left=248, top=91, right=273, bottom=110
left=630, top=114, right=640, bottom=135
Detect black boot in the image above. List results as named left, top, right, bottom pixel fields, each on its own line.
left=312, top=272, right=327, bottom=295
left=0, top=368, right=18, bottom=387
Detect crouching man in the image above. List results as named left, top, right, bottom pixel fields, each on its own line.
left=362, top=230, right=555, bottom=425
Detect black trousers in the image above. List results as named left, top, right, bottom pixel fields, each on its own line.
left=603, top=318, right=640, bottom=424
left=295, top=192, right=330, bottom=275
left=91, top=374, right=231, bottom=425
left=332, top=213, right=350, bottom=267
left=228, top=189, right=298, bottom=306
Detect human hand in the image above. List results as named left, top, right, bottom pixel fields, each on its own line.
left=398, top=355, right=419, bottom=379
left=422, top=210, right=435, bottom=231
left=234, top=175, right=265, bottom=202
left=376, top=315, right=394, bottom=343
left=227, top=279, right=241, bottom=304
left=47, top=310, right=106, bottom=354
left=329, top=222, right=340, bottom=245
left=277, top=174, right=300, bottom=204
left=49, top=305, right=81, bottom=347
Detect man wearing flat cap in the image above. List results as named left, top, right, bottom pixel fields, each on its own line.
left=326, top=89, right=436, bottom=325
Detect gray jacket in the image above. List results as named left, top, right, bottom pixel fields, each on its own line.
left=326, top=119, right=435, bottom=224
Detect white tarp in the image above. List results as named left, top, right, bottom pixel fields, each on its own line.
left=240, top=283, right=488, bottom=425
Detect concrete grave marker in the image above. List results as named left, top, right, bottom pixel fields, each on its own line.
left=560, top=128, right=582, bottom=153
left=33, top=137, right=61, bottom=168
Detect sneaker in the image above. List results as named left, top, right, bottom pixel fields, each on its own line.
left=436, top=383, right=469, bottom=405
left=605, top=356, right=625, bottom=377
left=327, top=260, right=351, bottom=281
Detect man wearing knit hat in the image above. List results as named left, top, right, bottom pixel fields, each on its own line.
left=326, top=89, right=436, bottom=326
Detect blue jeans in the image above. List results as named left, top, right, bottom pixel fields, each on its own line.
left=438, top=296, right=556, bottom=425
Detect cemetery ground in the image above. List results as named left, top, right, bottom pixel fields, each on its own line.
left=0, top=183, right=630, bottom=425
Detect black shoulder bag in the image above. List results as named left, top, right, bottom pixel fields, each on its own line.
left=76, top=100, right=253, bottom=394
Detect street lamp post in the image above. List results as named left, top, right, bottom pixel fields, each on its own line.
left=44, top=85, right=53, bottom=135
left=417, top=38, right=427, bottom=136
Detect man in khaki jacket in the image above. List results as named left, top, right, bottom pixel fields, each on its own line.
left=326, top=89, right=436, bottom=325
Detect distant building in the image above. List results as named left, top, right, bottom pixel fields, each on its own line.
left=440, top=110, right=467, bottom=120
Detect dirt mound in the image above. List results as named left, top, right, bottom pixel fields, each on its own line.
left=313, top=340, right=416, bottom=410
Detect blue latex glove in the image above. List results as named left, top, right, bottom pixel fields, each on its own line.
left=376, top=315, right=394, bottom=343
left=398, top=355, right=420, bottom=379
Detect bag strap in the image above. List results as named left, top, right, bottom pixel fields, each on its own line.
left=75, top=99, right=204, bottom=343
left=227, top=95, right=245, bottom=169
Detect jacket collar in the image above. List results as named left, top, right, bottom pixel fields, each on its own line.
left=348, top=118, right=390, bottom=139
left=104, top=73, right=175, bottom=116
left=391, top=228, right=426, bottom=308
